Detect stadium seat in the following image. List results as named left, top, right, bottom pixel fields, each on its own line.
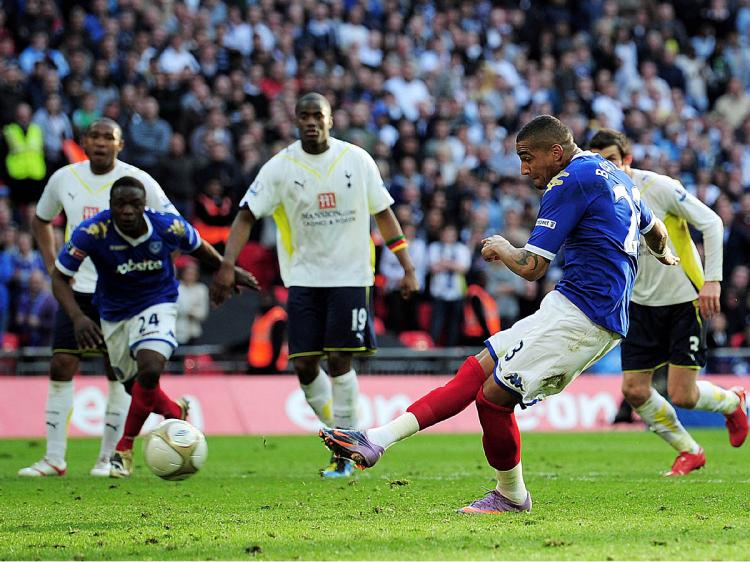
left=173, top=254, right=197, bottom=270
left=399, top=330, right=435, bottom=350
left=416, top=302, right=432, bottom=332
left=183, top=354, right=221, bottom=375
left=2, top=333, right=19, bottom=351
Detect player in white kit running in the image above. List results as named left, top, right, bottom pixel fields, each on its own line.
left=589, top=128, right=747, bottom=477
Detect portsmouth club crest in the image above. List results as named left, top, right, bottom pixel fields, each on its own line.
left=149, top=241, right=163, bottom=254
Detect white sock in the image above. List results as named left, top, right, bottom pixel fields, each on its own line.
left=367, top=412, right=420, bottom=449
left=635, top=388, right=701, bottom=453
left=98, top=381, right=131, bottom=461
left=300, top=369, right=334, bottom=426
left=332, top=369, right=359, bottom=429
left=45, top=380, right=73, bottom=465
left=496, top=463, right=528, bottom=505
left=694, top=380, right=740, bottom=414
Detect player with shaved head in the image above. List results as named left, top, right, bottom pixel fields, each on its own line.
left=322, top=115, right=681, bottom=513
left=212, top=92, right=419, bottom=478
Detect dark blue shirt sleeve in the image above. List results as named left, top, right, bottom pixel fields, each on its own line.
left=163, top=215, right=202, bottom=253
left=525, top=179, right=587, bottom=260
left=56, top=227, right=92, bottom=277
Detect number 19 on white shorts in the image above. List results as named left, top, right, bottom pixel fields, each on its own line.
left=101, top=302, right=178, bottom=382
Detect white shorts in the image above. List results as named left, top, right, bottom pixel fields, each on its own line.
left=485, top=290, right=621, bottom=406
left=101, top=302, right=178, bottom=382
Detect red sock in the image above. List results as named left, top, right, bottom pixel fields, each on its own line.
left=475, top=387, right=521, bottom=470
left=117, top=380, right=157, bottom=452
left=407, top=356, right=488, bottom=429
left=154, top=386, right=182, bottom=419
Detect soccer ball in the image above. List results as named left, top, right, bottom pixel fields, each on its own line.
left=143, top=419, right=208, bottom=480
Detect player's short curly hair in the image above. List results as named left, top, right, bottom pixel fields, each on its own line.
left=588, top=128, right=632, bottom=158
left=110, top=176, right=145, bottom=197
left=516, top=115, right=575, bottom=151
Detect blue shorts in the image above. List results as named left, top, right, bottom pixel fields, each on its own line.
left=287, top=286, right=376, bottom=358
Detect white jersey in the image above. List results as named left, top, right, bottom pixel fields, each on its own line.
left=630, top=168, right=723, bottom=306
left=239, top=137, right=394, bottom=287
left=36, top=159, right=176, bottom=293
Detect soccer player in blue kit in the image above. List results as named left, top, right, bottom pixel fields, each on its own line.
left=52, top=176, right=257, bottom=477
left=322, top=115, right=681, bottom=513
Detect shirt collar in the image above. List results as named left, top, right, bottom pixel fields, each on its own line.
left=571, top=150, right=596, bottom=161
left=114, top=214, right=153, bottom=246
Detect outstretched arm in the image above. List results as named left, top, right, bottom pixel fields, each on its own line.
left=192, top=238, right=259, bottom=293
left=481, top=235, right=550, bottom=281
left=374, top=208, right=419, bottom=298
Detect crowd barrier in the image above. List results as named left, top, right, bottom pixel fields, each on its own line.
left=0, top=374, right=742, bottom=438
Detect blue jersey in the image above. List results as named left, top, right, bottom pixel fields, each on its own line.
left=525, top=152, right=655, bottom=336
left=56, top=209, right=201, bottom=321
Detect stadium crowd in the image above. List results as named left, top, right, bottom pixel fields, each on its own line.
left=0, top=0, right=750, bottom=362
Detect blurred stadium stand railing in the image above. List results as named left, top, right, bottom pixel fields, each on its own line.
left=0, top=345, right=467, bottom=376
left=3, top=346, right=749, bottom=377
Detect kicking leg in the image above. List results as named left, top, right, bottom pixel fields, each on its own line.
left=320, top=349, right=493, bottom=468
left=459, top=377, right=531, bottom=514
left=111, top=350, right=172, bottom=478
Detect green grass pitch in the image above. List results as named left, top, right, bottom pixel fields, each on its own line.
left=2, top=430, right=749, bottom=560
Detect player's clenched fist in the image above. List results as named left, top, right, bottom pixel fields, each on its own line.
left=481, top=235, right=509, bottom=263
left=399, top=269, right=420, bottom=299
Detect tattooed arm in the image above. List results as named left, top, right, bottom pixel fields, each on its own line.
left=481, top=235, right=550, bottom=281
